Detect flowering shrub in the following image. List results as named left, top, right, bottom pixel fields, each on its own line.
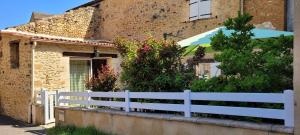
left=86, top=65, right=118, bottom=92
left=115, top=37, right=194, bottom=92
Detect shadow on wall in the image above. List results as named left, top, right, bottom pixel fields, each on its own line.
left=84, top=5, right=101, bottom=40
left=0, top=96, right=2, bottom=114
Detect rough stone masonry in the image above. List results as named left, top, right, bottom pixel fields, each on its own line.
left=14, top=0, right=287, bottom=41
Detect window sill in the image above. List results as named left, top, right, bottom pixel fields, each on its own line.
left=183, top=15, right=218, bottom=23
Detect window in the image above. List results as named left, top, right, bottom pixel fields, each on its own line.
left=189, top=0, right=212, bottom=21
left=195, top=62, right=221, bottom=79
left=10, top=41, right=20, bottom=69
left=69, top=59, right=107, bottom=92
left=70, top=60, right=91, bottom=92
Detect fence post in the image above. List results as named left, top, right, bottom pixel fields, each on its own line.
left=87, top=90, right=92, bottom=109
left=41, top=89, right=49, bottom=124
left=40, top=89, right=45, bottom=105
left=55, top=90, right=59, bottom=107
left=184, top=90, right=191, bottom=117
left=125, top=90, right=130, bottom=112
left=284, top=90, right=294, bottom=127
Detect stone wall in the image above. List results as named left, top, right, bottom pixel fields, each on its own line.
left=244, top=0, right=286, bottom=30
left=0, top=34, right=33, bottom=122
left=33, top=42, right=121, bottom=91
left=96, top=0, right=287, bottom=41
left=15, top=6, right=101, bottom=39
left=97, top=0, right=241, bottom=41
left=56, top=107, right=293, bottom=135
left=13, top=0, right=287, bottom=41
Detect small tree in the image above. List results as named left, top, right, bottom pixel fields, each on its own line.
left=191, top=12, right=293, bottom=92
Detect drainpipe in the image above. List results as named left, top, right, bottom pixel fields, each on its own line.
left=240, top=0, right=244, bottom=14
left=28, top=41, right=37, bottom=124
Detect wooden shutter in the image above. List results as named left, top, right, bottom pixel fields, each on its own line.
left=189, top=0, right=199, bottom=21
left=199, top=0, right=212, bottom=19
left=10, top=41, right=20, bottom=69
left=0, top=43, right=2, bottom=58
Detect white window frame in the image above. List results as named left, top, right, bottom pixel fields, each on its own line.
left=69, top=58, right=108, bottom=91
left=70, top=57, right=108, bottom=79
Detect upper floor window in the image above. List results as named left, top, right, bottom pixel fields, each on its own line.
left=0, top=43, right=2, bottom=58
left=10, top=41, right=20, bottom=69
left=189, top=0, right=212, bottom=21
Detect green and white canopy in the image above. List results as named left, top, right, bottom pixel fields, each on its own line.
left=178, top=27, right=294, bottom=56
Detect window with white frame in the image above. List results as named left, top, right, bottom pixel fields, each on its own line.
left=69, top=59, right=107, bottom=92
left=189, top=0, right=212, bottom=21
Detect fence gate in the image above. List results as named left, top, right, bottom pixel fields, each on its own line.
left=36, top=90, right=58, bottom=124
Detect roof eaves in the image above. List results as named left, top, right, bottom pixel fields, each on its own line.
left=0, top=30, right=115, bottom=48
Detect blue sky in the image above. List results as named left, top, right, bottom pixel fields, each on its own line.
left=0, top=0, right=91, bottom=29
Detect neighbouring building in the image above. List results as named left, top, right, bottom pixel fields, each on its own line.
left=0, top=0, right=293, bottom=123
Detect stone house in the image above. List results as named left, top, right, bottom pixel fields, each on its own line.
left=0, top=0, right=292, bottom=123
left=15, top=0, right=293, bottom=79
left=0, top=30, right=121, bottom=122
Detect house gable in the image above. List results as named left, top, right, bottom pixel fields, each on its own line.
left=13, top=6, right=101, bottom=39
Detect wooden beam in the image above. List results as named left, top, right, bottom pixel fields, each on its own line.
left=63, top=52, right=118, bottom=58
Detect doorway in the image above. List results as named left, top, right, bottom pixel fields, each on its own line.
left=92, top=59, right=107, bottom=78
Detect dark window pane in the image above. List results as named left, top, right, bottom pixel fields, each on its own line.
left=92, top=59, right=107, bottom=77
left=10, top=41, right=20, bottom=69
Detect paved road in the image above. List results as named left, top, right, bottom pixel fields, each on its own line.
left=0, top=115, right=45, bottom=135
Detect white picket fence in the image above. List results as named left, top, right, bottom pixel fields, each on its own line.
left=56, top=90, right=294, bottom=127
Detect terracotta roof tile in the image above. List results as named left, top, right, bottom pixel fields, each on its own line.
left=0, top=29, right=114, bottom=47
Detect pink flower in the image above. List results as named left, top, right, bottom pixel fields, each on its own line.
left=141, top=45, right=152, bottom=53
